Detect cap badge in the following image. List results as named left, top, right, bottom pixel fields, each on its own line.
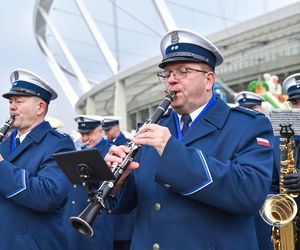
left=14, top=71, right=19, bottom=81
left=171, top=31, right=179, bottom=44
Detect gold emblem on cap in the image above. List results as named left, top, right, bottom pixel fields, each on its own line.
left=171, top=31, right=179, bottom=44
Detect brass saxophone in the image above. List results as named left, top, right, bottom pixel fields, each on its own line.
left=0, top=116, right=14, bottom=142
left=260, top=124, right=298, bottom=250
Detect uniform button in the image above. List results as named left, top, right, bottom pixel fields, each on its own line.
left=164, top=183, right=171, bottom=189
left=154, top=202, right=161, bottom=211
left=153, top=243, right=160, bottom=250
left=73, top=184, right=77, bottom=188
left=72, top=200, right=76, bottom=204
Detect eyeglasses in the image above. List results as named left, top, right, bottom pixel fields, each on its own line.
left=157, top=67, right=208, bottom=82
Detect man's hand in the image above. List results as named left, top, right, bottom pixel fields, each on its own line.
left=283, top=171, right=300, bottom=193
left=0, top=154, right=3, bottom=161
left=133, top=124, right=171, bottom=156
left=104, top=145, right=139, bottom=195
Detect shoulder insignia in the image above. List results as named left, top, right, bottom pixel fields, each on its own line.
left=232, top=106, right=264, bottom=118
left=51, top=129, right=70, bottom=138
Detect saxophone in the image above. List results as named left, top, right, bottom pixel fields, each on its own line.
left=260, top=124, right=298, bottom=250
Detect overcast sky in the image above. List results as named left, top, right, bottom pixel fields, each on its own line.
left=1, top=0, right=299, bottom=133
left=0, top=1, right=76, bottom=133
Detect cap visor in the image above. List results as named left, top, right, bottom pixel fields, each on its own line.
left=288, top=93, right=300, bottom=101
left=2, top=91, right=33, bottom=99
left=77, top=128, right=93, bottom=133
left=103, top=126, right=113, bottom=131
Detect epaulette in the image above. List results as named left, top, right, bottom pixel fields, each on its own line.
left=51, top=129, right=70, bottom=138
left=232, top=106, right=264, bottom=118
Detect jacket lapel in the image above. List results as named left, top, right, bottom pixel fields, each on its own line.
left=160, top=113, right=177, bottom=138
left=156, top=100, right=231, bottom=146
left=0, top=136, right=13, bottom=159
left=5, top=121, right=51, bottom=161
left=182, top=99, right=231, bottom=145
left=7, top=134, right=38, bottom=161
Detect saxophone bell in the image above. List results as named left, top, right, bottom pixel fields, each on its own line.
left=259, top=193, right=298, bottom=227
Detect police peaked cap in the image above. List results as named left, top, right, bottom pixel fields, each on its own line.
left=74, top=115, right=103, bottom=133
left=3, top=69, right=57, bottom=103
left=159, top=28, right=224, bottom=70
left=282, top=73, right=300, bottom=100
left=235, top=91, right=264, bottom=107
left=102, top=119, right=120, bottom=131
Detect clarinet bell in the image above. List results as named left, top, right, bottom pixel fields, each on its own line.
left=69, top=202, right=102, bottom=236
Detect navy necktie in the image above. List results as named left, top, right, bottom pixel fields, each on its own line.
left=181, top=114, right=192, bottom=136
left=15, top=137, right=21, bottom=148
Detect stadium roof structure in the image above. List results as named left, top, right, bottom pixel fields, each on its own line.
left=34, top=0, right=300, bottom=130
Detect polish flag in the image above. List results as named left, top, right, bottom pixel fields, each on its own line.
left=256, top=137, right=270, bottom=147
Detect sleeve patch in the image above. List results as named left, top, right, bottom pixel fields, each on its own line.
left=256, top=137, right=270, bottom=147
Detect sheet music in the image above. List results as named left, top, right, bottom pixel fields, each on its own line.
left=268, top=109, right=300, bottom=136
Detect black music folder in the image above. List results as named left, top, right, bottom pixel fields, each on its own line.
left=53, top=148, right=116, bottom=184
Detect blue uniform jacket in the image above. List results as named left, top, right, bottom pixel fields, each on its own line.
left=0, top=121, right=75, bottom=250
left=112, top=132, right=129, bottom=146
left=111, top=99, right=274, bottom=250
left=111, top=132, right=136, bottom=241
left=65, top=137, right=114, bottom=250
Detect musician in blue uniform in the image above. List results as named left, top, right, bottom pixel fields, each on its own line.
left=103, top=118, right=136, bottom=250
left=267, top=73, right=300, bottom=250
left=103, top=118, right=129, bottom=146
left=105, top=29, right=274, bottom=249
left=65, top=115, right=114, bottom=250
left=235, top=91, right=265, bottom=113
left=0, top=69, right=75, bottom=250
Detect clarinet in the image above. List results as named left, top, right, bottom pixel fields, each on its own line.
left=0, top=117, right=14, bottom=142
left=70, top=91, right=175, bottom=237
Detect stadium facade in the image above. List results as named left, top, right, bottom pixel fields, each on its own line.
left=34, top=0, right=300, bottom=131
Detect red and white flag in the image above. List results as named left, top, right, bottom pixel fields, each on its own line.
left=256, top=137, right=270, bottom=147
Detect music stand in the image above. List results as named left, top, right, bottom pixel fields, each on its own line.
left=269, top=109, right=300, bottom=136
left=53, top=148, right=116, bottom=184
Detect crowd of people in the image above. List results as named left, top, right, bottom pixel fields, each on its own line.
left=0, top=28, right=300, bottom=249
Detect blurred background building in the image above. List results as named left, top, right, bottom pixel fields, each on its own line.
left=34, top=0, right=300, bottom=131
